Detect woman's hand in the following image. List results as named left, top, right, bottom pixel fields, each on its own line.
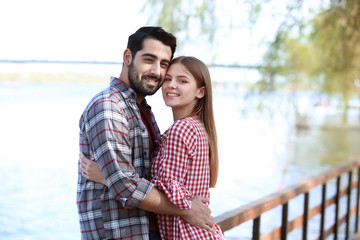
left=80, top=152, right=108, bottom=186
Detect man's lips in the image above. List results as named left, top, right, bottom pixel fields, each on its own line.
left=143, top=75, right=161, bottom=83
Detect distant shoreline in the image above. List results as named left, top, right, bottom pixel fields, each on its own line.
left=0, top=72, right=110, bottom=83
left=0, top=59, right=261, bottom=69
left=0, top=59, right=123, bottom=65
left=0, top=61, right=120, bottom=83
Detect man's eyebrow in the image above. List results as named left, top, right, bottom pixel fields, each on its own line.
left=141, top=53, right=157, bottom=58
left=141, top=53, right=170, bottom=64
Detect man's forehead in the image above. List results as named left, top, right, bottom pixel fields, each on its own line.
left=138, top=38, right=172, bottom=61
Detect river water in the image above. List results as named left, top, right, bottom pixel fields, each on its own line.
left=0, top=80, right=359, bottom=239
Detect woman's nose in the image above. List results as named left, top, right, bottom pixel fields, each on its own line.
left=167, top=80, right=177, bottom=89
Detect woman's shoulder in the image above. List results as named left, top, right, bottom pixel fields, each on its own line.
left=168, top=116, right=200, bottom=130
left=165, top=116, right=203, bottom=139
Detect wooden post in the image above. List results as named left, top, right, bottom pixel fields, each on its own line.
left=253, top=217, right=261, bottom=240
left=334, top=176, right=341, bottom=240
left=303, top=192, right=309, bottom=240
left=281, top=203, right=288, bottom=240
left=320, top=183, right=327, bottom=240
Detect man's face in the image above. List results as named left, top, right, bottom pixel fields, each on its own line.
left=128, top=38, right=172, bottom=98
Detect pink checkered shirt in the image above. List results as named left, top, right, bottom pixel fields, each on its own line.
left=151, top=116, right=224, bottom=240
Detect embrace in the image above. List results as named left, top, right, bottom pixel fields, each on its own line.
left=76, top=26, right=224, bottom=240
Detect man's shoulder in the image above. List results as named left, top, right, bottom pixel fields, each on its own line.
left=79, top=87, right=126, bottom=122
left=88, top=77, right=133, bottom=105
left=87, top=85, right=127, bottom=108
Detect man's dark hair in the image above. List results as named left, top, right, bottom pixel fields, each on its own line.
left=127, top=26, right=177, bottom=60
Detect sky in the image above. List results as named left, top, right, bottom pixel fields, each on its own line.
left=0, top=0, right=148, bottom=62
left=0, top=0, right=286, bottom=68
left=0, top=0, right=287, bottom=85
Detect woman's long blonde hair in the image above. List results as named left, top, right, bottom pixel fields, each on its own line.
left=169, top=56, right=219, bottom=187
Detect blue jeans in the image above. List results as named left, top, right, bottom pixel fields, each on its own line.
left=149, top=230, right=162, bottom=240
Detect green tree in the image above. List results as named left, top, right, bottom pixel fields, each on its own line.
left=311, top=0, right=360, bottom=121
left=259, top=0, right=360, bottom=122
left=141, top=0, right=217, bottom=54
left=142, top=0, right=360, bottom=122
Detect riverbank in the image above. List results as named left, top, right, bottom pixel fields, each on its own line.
left=0, top=62, right=117, bottom=83
left=0, top=72, right=107, bottom=83
left=322, top=123, right=360, bottom=130
left=1, top=81, right=360, bottom=239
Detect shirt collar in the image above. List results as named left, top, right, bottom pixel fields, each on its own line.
left=110, top=76, right=151, bottom=108
left=110, top=76, right=136, bottom=100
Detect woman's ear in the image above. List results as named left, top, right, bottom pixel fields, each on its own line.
left=123, top=49, right=132, bottom=67
left=196, top=86, right=205, bottom=99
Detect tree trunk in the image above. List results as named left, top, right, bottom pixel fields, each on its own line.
left=359, top=94, right=360, bottom=123
left=342, top=103, right=349, bottom=124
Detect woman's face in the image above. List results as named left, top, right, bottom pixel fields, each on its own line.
left=162, top=62, right=204, bottom=118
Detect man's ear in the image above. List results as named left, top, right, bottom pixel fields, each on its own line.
left=196, top=87, right=205, bottom=99
left=123, top=49, right=132, bottom=67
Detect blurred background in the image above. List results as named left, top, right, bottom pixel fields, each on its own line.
left=1, top=0, right=360, bottom=239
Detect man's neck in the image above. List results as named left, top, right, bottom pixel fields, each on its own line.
left=136, top=96, right=145, bottom=104
left=118, top=72, right=145, bottom=104
left=118, top=72, right=129, bottom=86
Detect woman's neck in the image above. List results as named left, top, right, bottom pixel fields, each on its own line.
left=172, top=109, right=190, bottom=121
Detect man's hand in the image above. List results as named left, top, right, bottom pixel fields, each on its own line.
left=181, top=196, right=215, bottom=233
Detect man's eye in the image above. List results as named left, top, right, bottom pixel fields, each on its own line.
left=161, top=62, right=169, bottom=68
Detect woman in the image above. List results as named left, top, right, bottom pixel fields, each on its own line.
left=81, top=56, right=224, bottom=240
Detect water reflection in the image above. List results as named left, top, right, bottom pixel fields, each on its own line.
left=0, top=81, right=359, bottom=239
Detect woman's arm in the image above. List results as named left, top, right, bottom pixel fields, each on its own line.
left=151, top=120, right=203, bottom=209
left=138, top=187, right=214, bottom=232
left=80, top=152, right=215, bottom=231
left=80, top=152, right=107, bottom=186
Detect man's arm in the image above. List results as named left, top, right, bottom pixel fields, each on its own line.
left=84, top=97, right=154, bottom=209
left=138, top=187, right=215, bottom=232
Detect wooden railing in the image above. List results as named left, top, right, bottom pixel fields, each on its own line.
left=214, top=158, right=360, bottom=239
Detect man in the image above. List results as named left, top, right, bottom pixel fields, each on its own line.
left=77, top=27, right=213, bottom=240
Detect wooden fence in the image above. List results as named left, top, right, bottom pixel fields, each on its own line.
left=214, top=158, right=360, bottom=239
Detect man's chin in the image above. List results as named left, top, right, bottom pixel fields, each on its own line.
left=146, top=92, right=157, bottom=96
left=146, top=88, right=159, bottom=96
left=145, top=85, right=161, bottom=95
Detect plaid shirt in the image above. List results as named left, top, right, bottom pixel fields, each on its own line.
left=151, top=116, right=224, bottom=240
left=77, top=77, right=161, bottom=240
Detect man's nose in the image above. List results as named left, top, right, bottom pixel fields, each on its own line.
left=149, top=63, right=161, bottom=76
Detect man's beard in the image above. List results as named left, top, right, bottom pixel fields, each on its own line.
left=128, top=61, right=161, bottom=97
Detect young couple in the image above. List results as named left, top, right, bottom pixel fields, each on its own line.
left=77, top=26, right=224, bottom=240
